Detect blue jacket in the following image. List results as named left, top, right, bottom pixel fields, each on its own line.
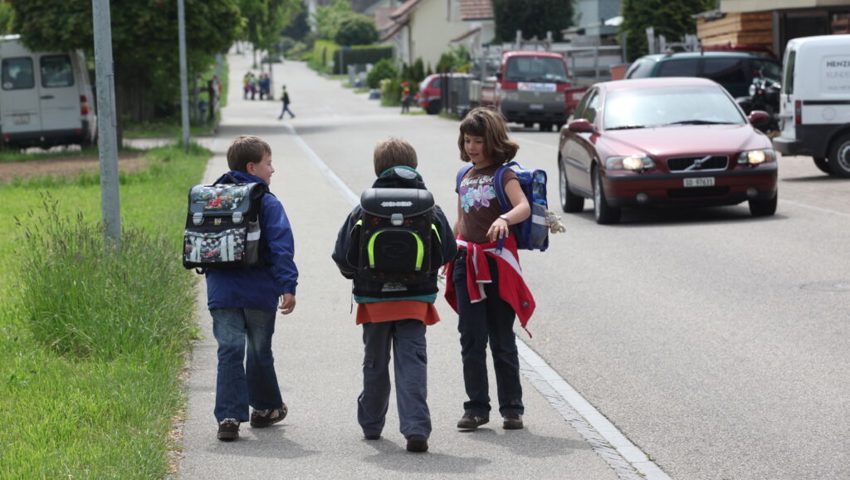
left=206, top=170, right=298, bottom=313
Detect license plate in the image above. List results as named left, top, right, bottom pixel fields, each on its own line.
left=683, top=177, right=715, bottom=187
left=13, top=114, right=30, bottom=125
left=529, top=103, right=543, bottom=110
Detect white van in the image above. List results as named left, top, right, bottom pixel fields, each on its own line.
left=0, top=35, right=96, bottom=149
left=773, top=34, right=850, bottom=177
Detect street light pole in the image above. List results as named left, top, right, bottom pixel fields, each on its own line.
left=178, top=0, right=190, bottom=150
left=91, top=0, right=121, bottom=248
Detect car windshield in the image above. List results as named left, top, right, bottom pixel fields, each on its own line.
left=603, top=86, right=745, bottom=130
left=505, top=56, right=568, bottom=83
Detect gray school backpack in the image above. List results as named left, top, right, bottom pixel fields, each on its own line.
left=182, top=177, right=268, bottom=271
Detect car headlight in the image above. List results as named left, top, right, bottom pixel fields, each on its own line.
left=606, top=155, right=655, bottom=171
left=737, top=149, right=776, bottom=165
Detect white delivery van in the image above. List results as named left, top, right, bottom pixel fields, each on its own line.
left=773, top=34, right=850, bottom=177
left=0, top=35, right=96, bottom=149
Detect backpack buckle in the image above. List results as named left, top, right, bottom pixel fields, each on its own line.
left=232, top=211, right=243, bottom=224
left=192, top=212, right=203, bottom=226
left=390, top=213, right=403, bottom=226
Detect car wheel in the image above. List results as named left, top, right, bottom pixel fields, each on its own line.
left=593, top=167, right=621, bottom=225
left=426, top=101, right=441, bottom=115
left=827, top=133, right=850, bottom=178
left=749, top=192, right=777, bottom=217
left=559, top=158, right=585, bottom=213
left=539, top=122, right=553, bottom=132
left=813, top=157, right=831, bottom=174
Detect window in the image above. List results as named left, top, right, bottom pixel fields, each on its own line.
left=40, top=55, right=74, bottom=88
left=505, top=56, right=568, bottom=83
left=751, top=59, right=782, bottom=83
left=625, top=59, right=656, bottom=78
left=2, top=57, right=34, bottom=90
left=656, top=58, right=699, bottom=77
left=702, top=58, right=746, bottom=84
left=573, top=89, right=595, bottom=119
left=583, top=91, right=600, bottom=123
left=782, top=49, right=796, bottom=95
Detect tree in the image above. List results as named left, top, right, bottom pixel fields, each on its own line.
left=312, top=0, right=351, bottom=40
left=334, top=13, right=377, bottom=46
left=9, top=0, right=243, bottom=121
left=620, top=0, right=714, bottom=61
left=282, top=7, right=309, bottom=41
left=492, top=0, right=573, bottom=42
left=238, top=0, right=300, bottom=52
left=0, top=1, right=14, bottom=34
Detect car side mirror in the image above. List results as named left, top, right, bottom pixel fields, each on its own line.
left=748, top=110, right=770, bottom=125
left=567, top=118, right=595, bottom=133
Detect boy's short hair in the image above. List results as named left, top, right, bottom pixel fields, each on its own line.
left=457, top=107, right=518, bottom=165
left=373, top=138, right=418, bottom=176
left=227, top=135, right=272, bottom=172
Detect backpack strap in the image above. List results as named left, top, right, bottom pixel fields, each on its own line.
left=493, top=161, right=518, bottom=213
left=455, top=164, right=474, bottom=192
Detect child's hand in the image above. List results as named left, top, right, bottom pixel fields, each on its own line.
left=486, top=217, right=510, bottom=243
left=279, top=293, right=296, bottom=315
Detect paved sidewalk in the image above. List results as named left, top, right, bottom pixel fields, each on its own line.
left=177, top=50, right=623, bottom=480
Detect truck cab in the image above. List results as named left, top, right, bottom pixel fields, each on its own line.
left=479, top=51, right=576, bottom=132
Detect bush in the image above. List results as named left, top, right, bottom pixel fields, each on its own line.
left=334, top=13, right=379, bottom=46
left=367, top=58, right=398, bottom=89
left=16, top=198, right=195, bottom=360
left=380, top=78, right=402, bottom=107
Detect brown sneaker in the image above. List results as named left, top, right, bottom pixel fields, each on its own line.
left=456, top=414, right=489, bottom=430
left=217, top=418, right=240, bottom=441
left=502, top=414, right=524, bottom=430
left=250, top=403, right=288, bottom=428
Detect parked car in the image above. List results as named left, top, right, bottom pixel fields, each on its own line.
left=414, top=73, right=473, bottom=115
left=557, top=77, right=778, bottom=224
left=0, top=34, right=97, bottom=149
left=772, top=34, right=850, bottom=177
left=624, top=51, right=781, bottom=99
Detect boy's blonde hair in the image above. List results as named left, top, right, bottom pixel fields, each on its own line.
left=457, top=107, right=518, bottom=165
left=227, top=135, right=272, bottom=172
left=373, top=137, right=418, bottom=176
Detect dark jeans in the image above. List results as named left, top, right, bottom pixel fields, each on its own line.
left=358, top=319, right=431, bottom=439
left=211, top=308, right=283, bottom=422
left=452, top=250, right=524, bottom=417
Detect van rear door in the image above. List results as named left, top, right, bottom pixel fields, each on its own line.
left=1, top=56, right=41, bottom=136
left=778, top=46, right=796, bottom=140
left=38, top=53, right=81, bottom=134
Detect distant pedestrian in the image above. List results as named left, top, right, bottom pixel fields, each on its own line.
left=445, top=107, right=534, bottom=432
left=401, top=81, right=412, bottom=113
left=259, top=73, right=270, bottom=100
left=206, top=135, right=299, bottom=442
left=277, top=85, right=295, bottom=119
left=332, top=138, right=456, bottom=453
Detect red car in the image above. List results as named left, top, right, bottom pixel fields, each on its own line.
left=414, top=73, right=473, bottom=115
left=557, top=77, right=777, bottom=224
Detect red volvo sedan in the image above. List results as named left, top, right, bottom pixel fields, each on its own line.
left=557, top=77, right=778, bottom=224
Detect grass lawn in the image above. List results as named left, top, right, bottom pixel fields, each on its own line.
left=0, top=144, right=209, bottom=479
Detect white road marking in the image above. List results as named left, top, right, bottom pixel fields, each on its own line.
left=291, top=124, right=671, bottom=480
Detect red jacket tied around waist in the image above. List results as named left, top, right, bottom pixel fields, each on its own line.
left=444, top=235, right=535, bottom=330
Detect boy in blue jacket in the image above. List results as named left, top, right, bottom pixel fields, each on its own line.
left=206, top=135, right=298, bottom=441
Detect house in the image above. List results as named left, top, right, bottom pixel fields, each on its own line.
left=697, top=0, right=850, bottom=57
left=449, top=0, right=496, bottom=60
left=381, top=0, right=470, bottom=67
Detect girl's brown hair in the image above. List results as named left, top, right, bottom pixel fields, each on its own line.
left=457, top=107, right=518, bottom=165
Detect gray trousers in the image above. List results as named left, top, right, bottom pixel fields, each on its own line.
left=358, top=319, right=431, bottom=439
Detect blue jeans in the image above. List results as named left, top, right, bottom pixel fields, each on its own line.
left=211, top=308, right=283, bottom=422
left=452, top=251, right=524, bottom=417
left=358, top=320, right=431, bottom=439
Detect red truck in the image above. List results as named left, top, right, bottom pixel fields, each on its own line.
left=479, top=51, right=586, bottom=131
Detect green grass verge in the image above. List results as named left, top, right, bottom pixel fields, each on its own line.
left=0, top=146, right=101, bottom=164
left=0, top=143, right=209, bottom=478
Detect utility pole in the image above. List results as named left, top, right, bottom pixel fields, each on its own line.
left=91, top=0, right=121, bottom=248
left=178, top=0, right=190, bottom=150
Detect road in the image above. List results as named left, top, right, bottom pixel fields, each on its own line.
left=179, top=50, right=850, bottom=480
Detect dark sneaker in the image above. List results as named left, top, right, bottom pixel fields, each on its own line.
left=250, top=403, right=288, bottom=428
left=217, top=418, right=239, bottom=441
left=456, top=414, right=489, bottom=430
left=406, top=436, right=429, bottom=453
left=503, top=414, right=524, bottom=430
left=364, top=433, right=381, bottom=440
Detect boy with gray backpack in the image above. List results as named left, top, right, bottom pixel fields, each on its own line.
left=332, top=138, right=456, bottom=453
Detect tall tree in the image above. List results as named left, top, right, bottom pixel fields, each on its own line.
left=238, top=0, right=300, bottom=51
left=312, top=0, right=351, bottom=41
left=0, top=0, right=14, bottom=34
left=620, top=0, right=714, bottom=61
left=492, top=0, right=573, bottom=43
left=9, top=0, right=242, bottom=121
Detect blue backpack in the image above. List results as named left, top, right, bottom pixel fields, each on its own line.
left=456, top=161, right=549, bottom=251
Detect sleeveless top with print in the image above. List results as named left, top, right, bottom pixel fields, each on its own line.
left=457, top=164, right=518, bottom=244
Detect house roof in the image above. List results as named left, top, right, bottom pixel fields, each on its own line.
left=389, top=0, right=425, bottom=20
left=459, top=0, right=493, bottom=21
left=380, top=17, right=408, bottom=41
left=451, top=26, right=481, bottom=43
